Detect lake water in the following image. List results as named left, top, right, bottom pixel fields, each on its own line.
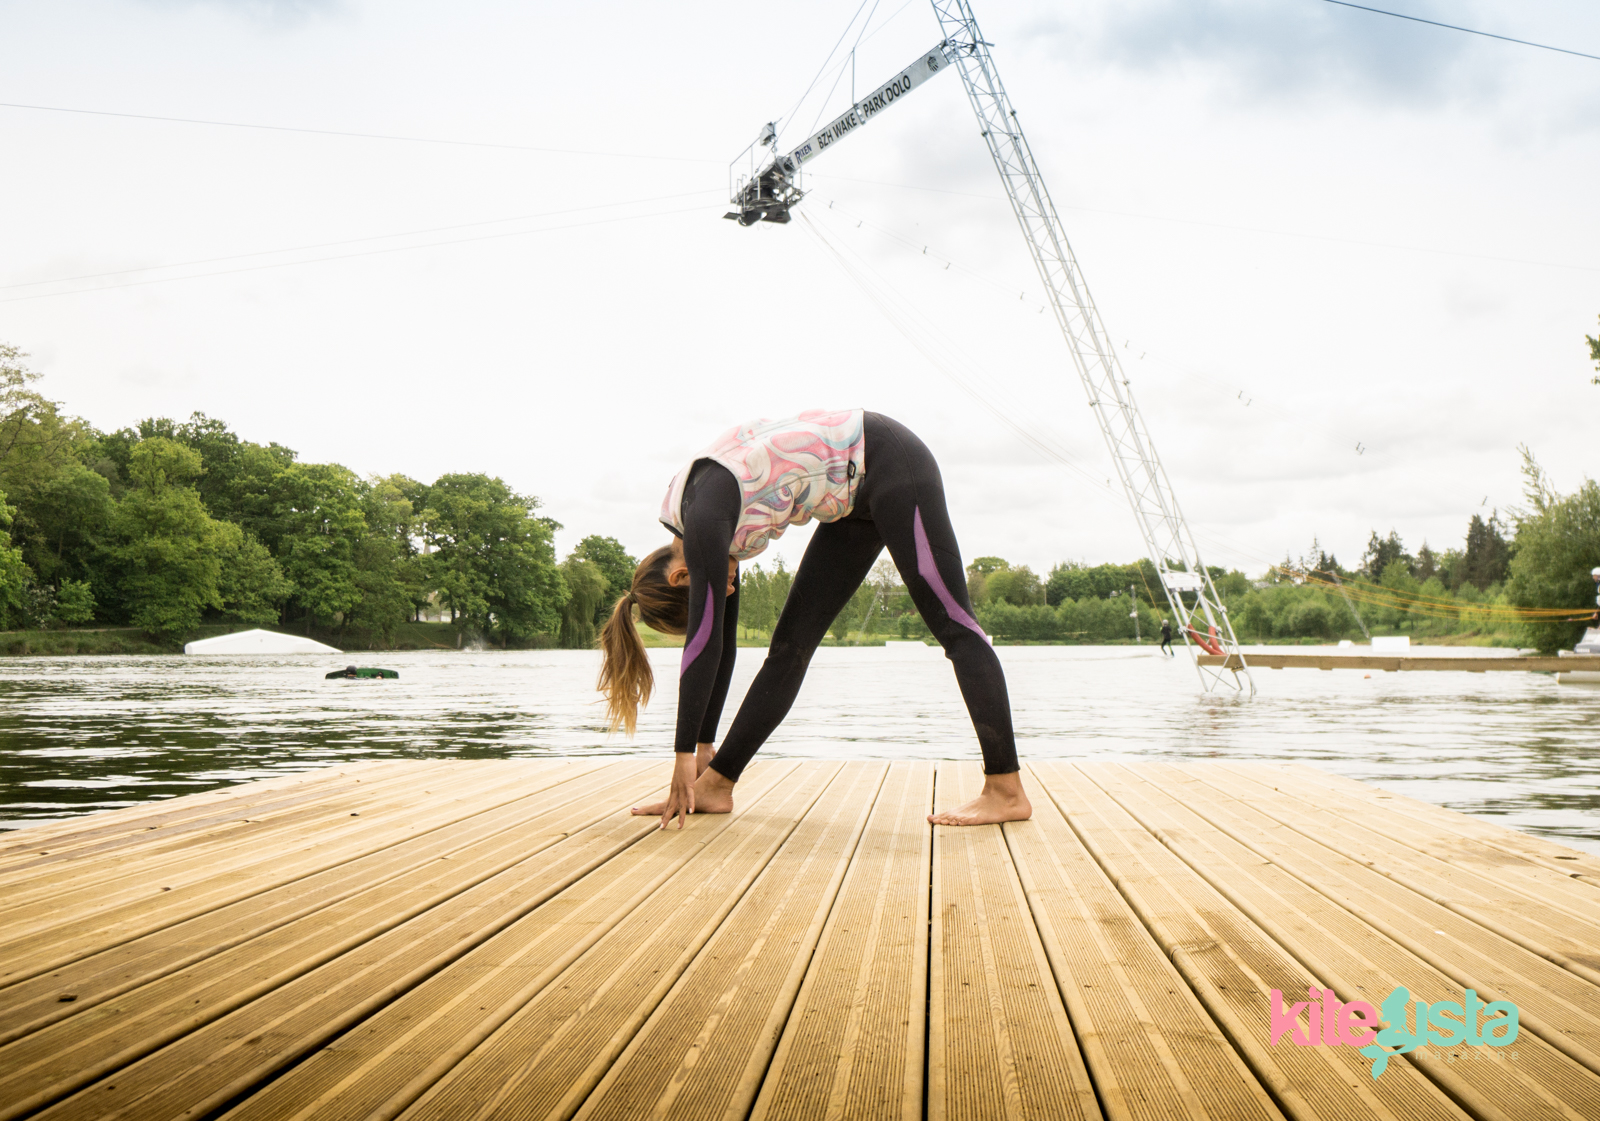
left=3, top=645, right=1597, bottom=854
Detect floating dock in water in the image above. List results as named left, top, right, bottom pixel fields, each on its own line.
left=1199, top=652, right=1600, bottom=674
left=2, top=758, right=1599, bottom=1120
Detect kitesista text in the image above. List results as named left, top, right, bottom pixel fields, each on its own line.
left=1269, top=986, right=1518, bottom=1079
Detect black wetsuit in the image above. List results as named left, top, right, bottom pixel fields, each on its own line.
left=671, top=412, right=1019, bottom=780
left=1160, top=620, right=1173, bottom=655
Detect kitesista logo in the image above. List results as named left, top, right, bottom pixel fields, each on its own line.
left=1269, top=986, right=1519, bottom=1079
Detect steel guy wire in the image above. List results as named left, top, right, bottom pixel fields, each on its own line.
left=0, top=191, right=724, bottom=296
left=0, top=204, right=711, bottom=302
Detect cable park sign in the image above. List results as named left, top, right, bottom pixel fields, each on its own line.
left=784, top=46, right=950, bottom=169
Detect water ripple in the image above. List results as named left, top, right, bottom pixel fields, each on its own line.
left=2, top=647, right=1596, bottom=853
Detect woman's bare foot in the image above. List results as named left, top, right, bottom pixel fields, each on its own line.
left=928, top=771, right=1032, bottom=826
left=630, top=766, right=736, bottom=820
left=687, top=768, right=735, bottom=813
left=695, top=742, right=715, bottom=777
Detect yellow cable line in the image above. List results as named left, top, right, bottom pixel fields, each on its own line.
left=1275, top=567, right=1593, bottom=621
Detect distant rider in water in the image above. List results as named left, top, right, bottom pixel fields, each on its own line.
left=1159, top=618, right=1173, bottom=655
left=596, top=409, right=1031, bottom=830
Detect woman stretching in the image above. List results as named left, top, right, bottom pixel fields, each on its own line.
left=598, top=409, right=1031, bottom=830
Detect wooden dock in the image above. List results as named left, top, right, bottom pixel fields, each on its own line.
left=1198, top=652, right=1600, bottom=673
left=2, top=758, right=1599, bottom=1121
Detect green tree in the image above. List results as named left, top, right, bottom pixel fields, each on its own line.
left=54, top=578, right=96, bottom=624
left=421, top=473, right=567, bottom=641
left=1361, top=531, right=1411, bottom=580
left=217, top=534, right=291, bottom=625
left=573, top=535, right=637, bottom=625
left=106, top=439, right=232, bottom=640
left=740, top=556, right=795, bottom=636
left=831, top=578, right=877, bottom=643
left=0, top=344, right=85, bottom=498
left=1506, top=450, right=1600, bottom=653
left=344, top=474, right=424, bottom=640
left=1045, top=562, right=1080, bottom=606
left=769, top=556, right=793, bottom=623
left=265, top=462, right=368, bottom=629
left=0, top=490, right=32, bottom=627
left=13, top=461, right=112, bottom=588
left=867, top=558, right=902, bottom=633
left=1047, top=559, right=1164, bottom=606
left=1212, top=570, right=1253, bottom=600
left=1287, top=597, right=1338, bottom=639
left=965, top=555, right=1006, bottom=608
left=1457, top=513, right=1511, bottom=591
left=740, top=562, right=776, bottom=635
left=1414, top=542, right=1436, bottom=582
left=102, top=437, right=291, bottom=639
left=217, top=440, right=301, bottom=538
left=557, top=556, right=610, bottom=648
left=985, top=565, right=1044, bottom=606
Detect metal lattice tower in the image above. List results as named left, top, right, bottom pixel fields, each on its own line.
left=929, top=0, right=1254, bottom=694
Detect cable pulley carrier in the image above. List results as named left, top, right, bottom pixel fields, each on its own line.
left=727, top=0, right=1254, bottom=696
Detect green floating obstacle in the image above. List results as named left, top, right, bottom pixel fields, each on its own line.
left=324, top=666, right=399, bottom=680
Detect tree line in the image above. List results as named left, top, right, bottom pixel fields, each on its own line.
left=4, top=344, right=1595, bottom=652
left=0, top=346, right=637, bottom=646
left=738, top=453, right=1597, bottom=653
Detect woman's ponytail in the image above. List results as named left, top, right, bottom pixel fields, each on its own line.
left=598, top=591, right=651, bottom=735
left=597, top=545, right=688, bottom=736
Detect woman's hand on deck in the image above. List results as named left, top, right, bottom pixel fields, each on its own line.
left=661, top=751, right=698, bottom=830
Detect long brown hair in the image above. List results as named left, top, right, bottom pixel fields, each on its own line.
left=597, top=543, right=688, bottom=735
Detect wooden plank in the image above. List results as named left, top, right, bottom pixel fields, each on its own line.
left=750, top=762, right=932, bottom=1121
left=1188, top=764, right=1600, bottom=981
left=571, top=762, right=889, bottom=1121
left=353, top=761, right=837, bottom=1121
left=0, top=761, right=606, bottom=987
left=1219, top=762, right=1600, bottom=893
left=1030, top=761, right=1468, bottom=1121
left=6, top=761, right=675, bottom=1121
left=0, top=759, right=480, bottom=908
left=0, top=760, right=435, bottom=878
left=1004, top=763, right=1284, bottom=1121
left=1136, top=763, right=1600, bottom=1080
left=928, top=761, right=1101, bottom=1121
left=0, top=761, right=653, bottom=1049
left=212, top=760, right=814, bottom=1121
left=1196, top=654, right=1600, bottom=673
left=1082, top=761, right=1600, bottom=1121
left=0, top=760, right=493, bottom=979
left=0, top=761, right=412, bottom=864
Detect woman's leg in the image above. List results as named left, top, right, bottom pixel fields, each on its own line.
left=708, top=516, right=886, bottom=782
left=860, top=414, right=1030, bottom=824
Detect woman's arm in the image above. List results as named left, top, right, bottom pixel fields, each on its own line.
left=696, top=578, right=740, bottom=745
left=674, top=489, right=739, bottom=756
left=661, top=461, right=742, bottom=827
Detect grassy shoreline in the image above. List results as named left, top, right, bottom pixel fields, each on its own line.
left=0, top=623, right=1523, bottom=657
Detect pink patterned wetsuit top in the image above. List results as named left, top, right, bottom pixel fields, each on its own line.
left=659, top=409, right=866, bottom=561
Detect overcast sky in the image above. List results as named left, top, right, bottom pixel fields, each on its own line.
left=2, top=0, right=1597, bottom=578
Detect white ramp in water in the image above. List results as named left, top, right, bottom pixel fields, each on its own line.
left=183, top=628, right=341, bottom=655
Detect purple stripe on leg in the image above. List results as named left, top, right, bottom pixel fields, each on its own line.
left=680, top=586, right=716, bottom=676
left=914, top=507, right=987, bottom=638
